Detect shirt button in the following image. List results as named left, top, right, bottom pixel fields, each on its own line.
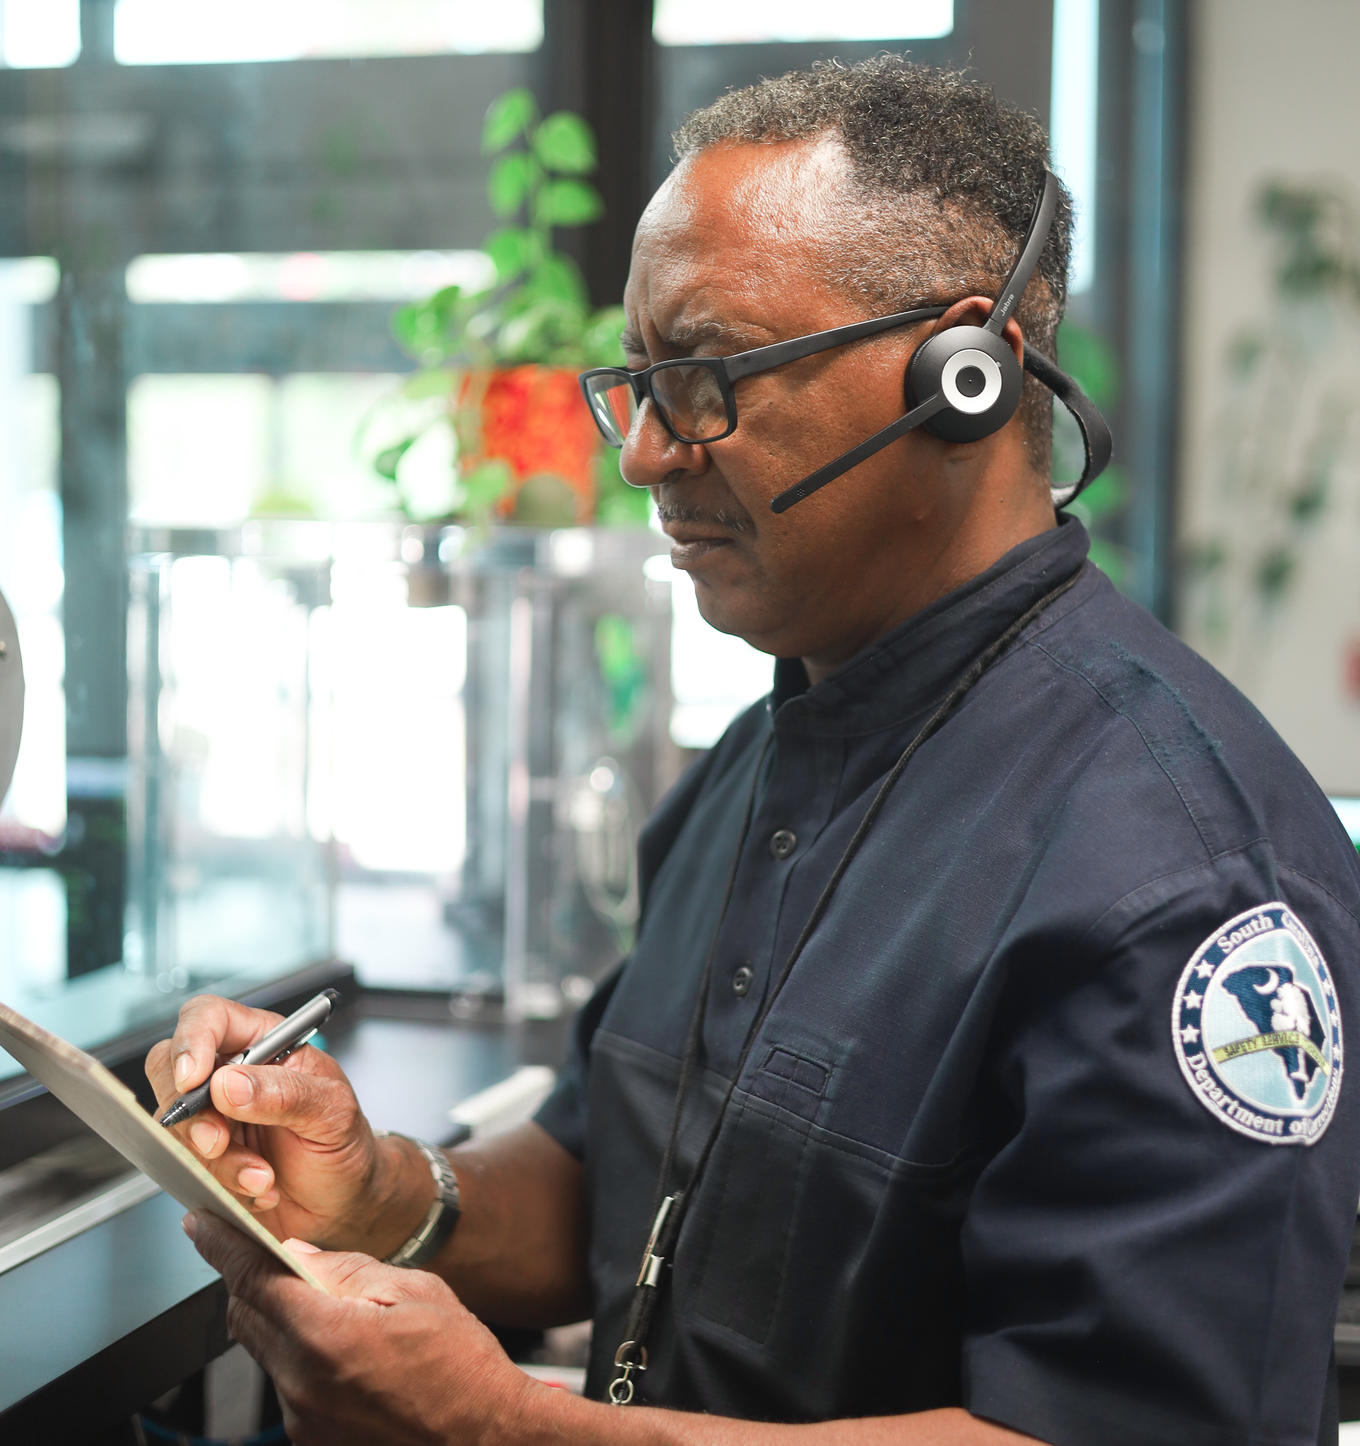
left=732, top=965, right=754, bottom=997
left=768, top=828, right=797, bottom=860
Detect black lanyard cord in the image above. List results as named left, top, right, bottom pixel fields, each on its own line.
left=608, top=563, right=1086, bottom=1407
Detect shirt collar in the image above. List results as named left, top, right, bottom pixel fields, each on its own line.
left=769, top=515, right=1091, bottom=733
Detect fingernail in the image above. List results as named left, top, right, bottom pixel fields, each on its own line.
left=220, top=1069, right=253, bottom=1107
left=174, top=1053, right=196, bottom=1088
left=239, top=1166, right=272, bottom=1195
left=181, top=1212, right=198, bottom=1240
left=189, top=1121, right=217, bottom=1156
left=284, top=1237, right=321, bottom=1255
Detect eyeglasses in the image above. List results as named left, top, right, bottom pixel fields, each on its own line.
left=578, top=304, right=947, bottom=450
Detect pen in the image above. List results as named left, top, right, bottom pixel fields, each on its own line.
left=158, top=989, right=341, bottom=1128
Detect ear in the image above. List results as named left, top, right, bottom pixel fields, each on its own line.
left=923, top=295, right=1025, bottom=367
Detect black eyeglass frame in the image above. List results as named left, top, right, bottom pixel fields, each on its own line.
left=579, top=303, right=948, bottom=447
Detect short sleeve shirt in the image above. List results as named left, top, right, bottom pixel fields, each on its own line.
left=536, top=517, right=1360, bottom=1446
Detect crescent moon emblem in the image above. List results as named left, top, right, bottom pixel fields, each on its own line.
left=1253, top=968, right=1281, bottom=995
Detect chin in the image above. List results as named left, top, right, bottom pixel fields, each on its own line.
left=691, top=587, right=786, bottom=658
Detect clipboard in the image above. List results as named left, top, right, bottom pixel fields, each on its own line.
left=0, top=997, right=327, bottom=1290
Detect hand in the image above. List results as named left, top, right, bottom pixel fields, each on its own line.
left=146, top=994, right=399, bottom=1248
left=185, top=1211, right=540, bottom=1446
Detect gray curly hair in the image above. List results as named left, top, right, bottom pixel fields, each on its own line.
left=673, top=55, right=1072, bottom=473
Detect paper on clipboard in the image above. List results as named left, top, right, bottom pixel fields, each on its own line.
left=0, top=997, right=327, bottom=1291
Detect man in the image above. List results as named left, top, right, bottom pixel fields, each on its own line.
left=148, top=58, right=1360, bottom=1444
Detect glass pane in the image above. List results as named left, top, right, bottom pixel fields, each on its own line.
left=0, top=259, right=64, bottom=1001
left=1050, top=0, right=1099, bottom=293
left=0, top=261, right=62, bottom=844
left=114, top=0, right=544, bottom=65
left=126, top=250, right=493, bottom=305
left=1, top=0, right=80, bottom=68
left=128, top=375, right=272, bottom=525
left=654, top=0, right=953, bottom=44
left=275, top=374, right=409, bottom=519
left=661, top=563, right=772, bottom=750
left=124, top=553, right=333, bottom=984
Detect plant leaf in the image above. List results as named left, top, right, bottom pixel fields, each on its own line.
left=391, top=284, right=469, bottom=361
left=401, top=367, right=461, bottom=400
left=458, top=459, right=515, bottom=516
left=488, top=152, right=536, bottom=218
left=530, top=253, right=588, bottom=307
left=482, top=88, right=538, bottom=153
left=533, top=178, right=604, bottom=228
left=582, top=304, right=628, bottom=367
left=483, top=226, right=536, bottom=282
left=531, top=111, right=597, bottom=174
left=1056, top=320, right=1119, bottom=407
left=373, top=439, right=415, bottom=482
left=498, top=299, right=588, bottom=364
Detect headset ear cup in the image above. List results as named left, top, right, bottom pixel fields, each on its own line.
left=906, top=325, right=1024, bottom=443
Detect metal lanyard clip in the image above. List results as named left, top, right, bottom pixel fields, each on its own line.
left=609, top=1194, right=679, bottom=1406
left=635, top=1193, right=676, bottom=1289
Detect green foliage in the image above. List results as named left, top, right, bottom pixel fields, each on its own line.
left=531, top=112, right=596, bottom=173
left=368, top=89, right=632, bottom=522
left=593, top=446, right=652, bottom=526
left=1057, top=319, right=1120, bottom=408
left=1255, top=182, right=1360, bottom=302
left=481, top=88, right=537, bottom=151
left=1053, top=319, right=1131, bottom=588
left=390, top=92, right=620, bottom=376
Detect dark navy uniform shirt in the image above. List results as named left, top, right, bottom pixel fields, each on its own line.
left=536, top=517, right=1360, bottom=1445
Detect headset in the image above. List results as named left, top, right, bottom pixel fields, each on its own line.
left=770, top=169, right=1112, bottom=514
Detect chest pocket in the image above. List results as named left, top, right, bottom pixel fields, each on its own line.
left=680, top=1044, right=833, bottom=1345
left=675, top=1041, right=977, bottom=1420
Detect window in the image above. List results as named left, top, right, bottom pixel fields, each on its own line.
left=653, top=0, right=953, bottom=44
left=0, top=0, right=80, bottom=68
left=114, top=0, right=543, bottom=65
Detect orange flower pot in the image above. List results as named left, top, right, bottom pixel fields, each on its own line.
left=458, top=366, right=602, bottom=522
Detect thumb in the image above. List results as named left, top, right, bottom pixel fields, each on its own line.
left=210, top=1063, right=362, bottom=1146
left=280, top=1240, right=447, bottom=1306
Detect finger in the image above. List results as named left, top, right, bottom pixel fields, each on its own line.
left=225, top=1280, right=294, bottom=1362
left=144, top=1038, right=179, bottom=1111
left=194, top=1135, right=278, bottom=1201
left=186, top=1209, right=308, bottom=1306
left=282, top=1242, right=443, bottom=1306
left=169, top=995, right=285, bottom=1092
left=209, top=1062, right=363, bottom=1148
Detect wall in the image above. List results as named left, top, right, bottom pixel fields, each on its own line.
left=1178, top=0, right=1360, bottom=794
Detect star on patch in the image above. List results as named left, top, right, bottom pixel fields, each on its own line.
left=1195, top=960, right=1215, bottom=980
left=1180, top=1024, right=1201, bottom=1045
left=1183, top=991, right=1203, bottom=1011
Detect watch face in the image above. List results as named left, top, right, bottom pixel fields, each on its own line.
left=0, top=587, right=22, bottom=807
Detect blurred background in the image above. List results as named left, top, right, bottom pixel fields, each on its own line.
left=0, top=0, right=1355, bottom=1046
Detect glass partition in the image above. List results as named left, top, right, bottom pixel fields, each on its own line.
left=0, top=6, right=542, bottom=1072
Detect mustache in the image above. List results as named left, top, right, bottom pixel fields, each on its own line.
left=654, top=499, right=755, bottom=535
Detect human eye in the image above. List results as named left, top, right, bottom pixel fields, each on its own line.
left=618, top=330, right=649, bottom=368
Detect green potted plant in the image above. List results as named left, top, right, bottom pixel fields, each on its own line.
left=365, top=88, right=649, bottom=529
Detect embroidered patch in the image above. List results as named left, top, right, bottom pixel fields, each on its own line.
left=1172, top=901, right=1342, bottom=1146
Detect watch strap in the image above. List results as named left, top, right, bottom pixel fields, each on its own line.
left=380, top=1132, right=462, bottom=1268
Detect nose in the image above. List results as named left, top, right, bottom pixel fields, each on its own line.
left=620, top=399, right=711, bottom=490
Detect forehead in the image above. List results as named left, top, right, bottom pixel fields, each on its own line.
left=625, top=136, right=853, bottom=344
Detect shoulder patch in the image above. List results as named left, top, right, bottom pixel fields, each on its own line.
left=1172, top=902, right=1342, bottom=1145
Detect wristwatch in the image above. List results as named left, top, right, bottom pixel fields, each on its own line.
left=380, top=1132, right=462, bottom=1268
